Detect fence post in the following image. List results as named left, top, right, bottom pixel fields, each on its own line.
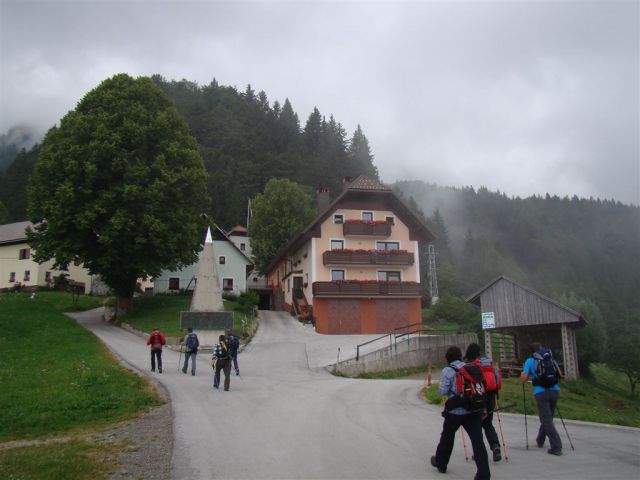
left=356, top=345, right=360, bottom=361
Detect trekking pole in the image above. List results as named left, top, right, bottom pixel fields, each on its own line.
left=522, top=382, right=529, bottom=450
left=495, top=398, right=509, bottom=461
left=460, top=429, right=469, bottom=461
left=556, top=404, right=575, bottom=451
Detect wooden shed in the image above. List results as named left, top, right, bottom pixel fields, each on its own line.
left=466, top=276, right=586, bottom=379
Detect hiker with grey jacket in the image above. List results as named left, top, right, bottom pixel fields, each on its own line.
left=431, top=346, right=491, bottom=480
left=182, top=327, right=200, bottom=376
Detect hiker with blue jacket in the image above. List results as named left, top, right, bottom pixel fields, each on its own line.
left=520, top=342, right=564, bottom=456
left=182, top=327, right=200, bottom=376
left=431, top=346, right=491, bottom=480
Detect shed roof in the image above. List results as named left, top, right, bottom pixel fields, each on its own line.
left=466, top=275, right=586, bottom=329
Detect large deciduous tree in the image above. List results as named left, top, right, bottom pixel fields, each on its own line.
left=247, top=178, right=316, bottom=274
left=28, top=73, right=209, bottom=306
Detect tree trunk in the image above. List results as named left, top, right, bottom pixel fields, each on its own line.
left=116, top=295, right=134, bottom=318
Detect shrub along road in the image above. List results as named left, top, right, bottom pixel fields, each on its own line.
left=70, top=309, right=639, bottom=480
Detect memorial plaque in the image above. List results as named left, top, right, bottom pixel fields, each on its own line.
left=180, top=311, right=234, bottom=330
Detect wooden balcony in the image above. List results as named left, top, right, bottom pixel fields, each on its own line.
left=323, top=250, right=415, bottom=266
left=312, top=281, right=422, bottom=297
left=343, top=221, right=392, bottom=237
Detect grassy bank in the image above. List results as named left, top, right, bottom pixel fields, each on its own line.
left=0, top=292, right=162, bottom=441
left=422, top=363, right=640, bottom=428
left=122, top=294, right=257, bottom=338
left=0, top=440, right=123, bottom=480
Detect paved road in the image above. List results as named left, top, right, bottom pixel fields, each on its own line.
left=70, top=309, right=640, bottom=480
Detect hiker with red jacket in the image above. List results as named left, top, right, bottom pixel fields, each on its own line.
left=465, top=343, right=503, bottom=462
left=146, top=327, right=166, bottom=373
left=431, top=346, right=491, bottom=480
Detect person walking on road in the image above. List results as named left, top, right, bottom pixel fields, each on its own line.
left=182, top=327, right=200, bottom=376
left=228, top=332, right=240, bottom=375
left=212, top=334, right=232, bottom=391
left=431, top=346, right=491, bottom=480
left=146, top=327, right=166, bottom=373
left=521, top=342, right=564, bottom=456
left=465, top=343, right=502, bottom=462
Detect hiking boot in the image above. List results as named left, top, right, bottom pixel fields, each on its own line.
left=492, top=447, right=502, bottom=462
left=191, top=372, right=195, bottom=376
left=182, top=368, right=187, bottom=374
left=235, top=369, right=240, bottom=376
left=430, top=456, right=446, bottom=474
left=547, top=449, right=563, bottom=456
left=158, top=368, right=162, bottom=373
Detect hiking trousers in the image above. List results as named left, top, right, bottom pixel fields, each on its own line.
left=183, top=351, right=197, bottom=375
left=214, top=357, right=231, bottom=391
left=435, top=411, right=491, bottom=480
left=483, top=393, right=500, bottom=450
left=150, top=350, right=162, bottom=372
left=534, top=389, right=562, bottom=452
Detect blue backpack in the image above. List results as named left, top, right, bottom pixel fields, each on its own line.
left=185, top=333, right=199, bottom=352
left=532, top=348, right=559, bottom=388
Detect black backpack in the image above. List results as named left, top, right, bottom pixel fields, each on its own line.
left=533, top=348, right=560, bottom=388
left=445, top=363, right=487, bottom=412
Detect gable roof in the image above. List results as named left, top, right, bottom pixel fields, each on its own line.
left=0, top=221, right=32, bottom=245
left=210, top=224, right=252, bottom=263
left=466, top=275, right=586, bottom=328
left=264, top=175, right=436, bottom=274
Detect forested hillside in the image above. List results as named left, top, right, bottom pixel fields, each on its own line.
left=151, top=75, right=378, bottom=227
left=396, top=180, right=640, bottom=336
left=0, top=76, right=378, bottom=226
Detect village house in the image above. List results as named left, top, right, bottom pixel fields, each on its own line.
left=154, top=224, right=254, bottom=295
left=264, top=175, right=436, bottom=334
left=0, top=221, right=102, bottom=293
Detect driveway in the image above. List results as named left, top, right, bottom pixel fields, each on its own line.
left=70, top=309, right=639, bottom=479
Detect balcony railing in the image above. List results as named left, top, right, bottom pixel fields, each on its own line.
left=323, top=250, right=415, bottom=266
left=343, top=221, right=392, bottom=237
left=312, top=281, right=422, bottom=297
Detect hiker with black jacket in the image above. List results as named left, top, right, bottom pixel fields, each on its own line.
left=465, top=343, right=502, bottom=462
left=431, top=346, right=491, bottom=480
left=212, top=334, right=232, bottom=391
left=146, top=327, right=166, bottom=373
left=521, top=342, right=564, bottom=456
left=182, top=327, right=200, bottom=376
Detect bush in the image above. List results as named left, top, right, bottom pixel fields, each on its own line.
left=237, top=290, right=258, bottom=316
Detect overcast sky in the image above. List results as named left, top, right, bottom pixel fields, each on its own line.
left=1, top=0, right=638, bottom=205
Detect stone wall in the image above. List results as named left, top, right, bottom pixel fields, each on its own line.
left=331, top=333, right=478, bottom=377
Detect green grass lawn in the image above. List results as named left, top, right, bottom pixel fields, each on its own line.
left=0, top=291, right=162, bottom=441
left=422, top=363, right=640, bottom=427
left=122, top=294, right=257, bottom=338
left=0, top=439, right=123, bottom=480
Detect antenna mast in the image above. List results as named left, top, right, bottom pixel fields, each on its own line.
left=427, top=243, right=439, bottom=305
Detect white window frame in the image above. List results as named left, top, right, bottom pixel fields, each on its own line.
left=385, top=215, right=395, bottom=225
left=222, top=277, right=234, bottom=291
left=218, top=255, right=226, bottom=265
left=377, top=270, right=401, bottom=282
left=376, top=241, right=400, bottom=251
left=331, top=269, right=346, bottom=281
left=361, top=211, right=374, bottom=221
left=330, top=239, right=344, bottom=250
left=333, top=214, right=344, bottom=224
left=9, top=272, right=15, bottom=282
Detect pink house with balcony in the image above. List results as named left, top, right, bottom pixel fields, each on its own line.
left=264, top=176, right=436, bottom=334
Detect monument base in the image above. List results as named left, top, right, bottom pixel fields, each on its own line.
left=180, top=311, right=234, bottom=330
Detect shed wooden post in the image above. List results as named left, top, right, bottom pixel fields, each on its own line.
left=561, top=323, right=578, bottom=380
left=484, top=330, right=493, bottom=361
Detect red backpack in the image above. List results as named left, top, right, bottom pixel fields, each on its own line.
left=445, top=363, right=487, bottom=412
left=473, top=358, right=502, bottom=393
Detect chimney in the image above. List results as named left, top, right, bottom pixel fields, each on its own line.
left=342, top=176, right=353, bottom=191
left=316, top=186, right=331, bottom=213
